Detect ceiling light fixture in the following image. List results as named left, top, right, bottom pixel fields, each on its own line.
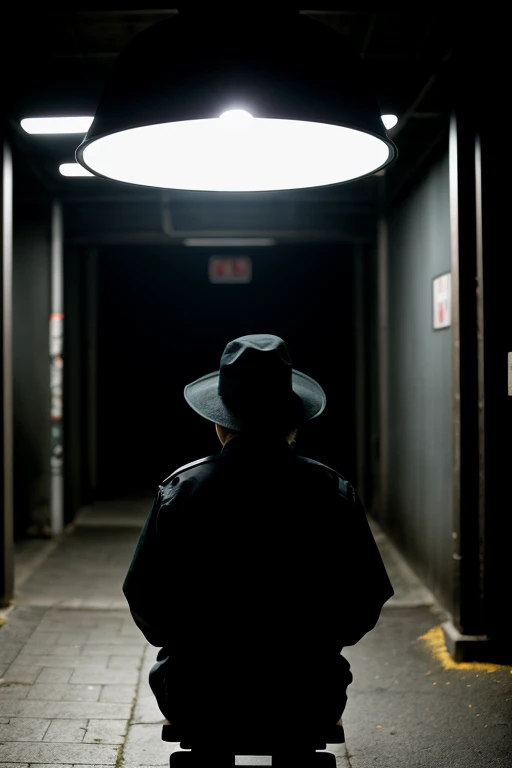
left=21, top=116, right=93, bottom=135
left=59, top=163, right=94, bottom=177
left=76, top=10, right=397, bottom=191
left=184, top=238, right=276, bottom=247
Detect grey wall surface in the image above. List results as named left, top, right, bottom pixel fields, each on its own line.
left=12, top=206, right=51, bottom=537
left=386, top=153, right=453, bottom=610
left=64, top=246, right=83, bottom=526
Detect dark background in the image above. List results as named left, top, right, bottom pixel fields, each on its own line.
left=95, top=244, right=355, bottom=497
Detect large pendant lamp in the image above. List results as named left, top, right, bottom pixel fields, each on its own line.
left=76, top=10, right=397, bottom=192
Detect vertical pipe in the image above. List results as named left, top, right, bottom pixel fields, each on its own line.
left=353, top=243, right=366, bottom=501
left=50, top=201, right=64, bottom=536
left=377, top=216, right=389, bottom=524
left=449, top=115, right=462, bottom=626
left=0, top=140, right=14, bottom=606
left=86, top=248, right=98, bottom=501
left=449, top=107, right=483, bottom=635
left=474, top=136, right=486, bottom=628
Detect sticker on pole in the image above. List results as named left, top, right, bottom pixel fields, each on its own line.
left=433, top=272, right=451, bottom=330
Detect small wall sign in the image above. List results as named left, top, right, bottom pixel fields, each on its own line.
left=433, top=272, right=451, bottom=330
left=209, top=256, right=252, bottom=284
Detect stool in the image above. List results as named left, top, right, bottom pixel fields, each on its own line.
left=162, top=722, right=345, bottom=767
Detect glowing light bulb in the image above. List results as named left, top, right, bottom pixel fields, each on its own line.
left=381, top=114, right=398, bottom=130
left=219, top=110, right=253, bottom=124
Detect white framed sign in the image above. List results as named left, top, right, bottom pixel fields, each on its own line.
left=433, top=272, right=451, bottom=330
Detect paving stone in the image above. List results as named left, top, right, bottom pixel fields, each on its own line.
left=120, top=622, right=142, bottom=638
left=0, top=606, right=45, bottom=640
left=29, top=632, right=60, bottom=643
left=48, top=609, right=128, bottom=623
left=2, top=665, right=43, bottom=683
left=0, top=643, right=23, bottom=664
left=106, top=656, right=141, bottom=670
left=83, top=719, right=128, bottom=744
left=99, top=685, right=137, bottom=704
left=0, top=741, right=118, bottom=763
left=0, top=666, right=7, bottom=677
left=0, top=682, right=31, bottom=699
left=0, top=763, right=29, bottom=767
left=80, top=645, right=144, bottom=657
left=36, top=618, right=124, bottom=634
left=132, top=692, right=164, bottom=724
left=43, top=719, right=88, bottom=743
left=85, top=632, right=145, bottom=645
left=21, top=644, right=83, bottom=657
left=69, top=669, right=138, bottom=685
left=0, top=700, right=131, bottom=719
left=11, top=654, right=109, bottom=668
left=122, top=765, right=174, bottom=768
left=58, top=600, right=127, bottom=610
left=27, top=684, right=102, bottom=701
left=37, top=668, right=74, bottom=683
left=58, top=633, right=92, bottom=645
left=0, top=717, right=50, bottom=741
left=123, top=723, right=180, bottom=765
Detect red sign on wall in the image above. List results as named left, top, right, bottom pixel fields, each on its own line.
left=208, top=256, right=252, bottom=283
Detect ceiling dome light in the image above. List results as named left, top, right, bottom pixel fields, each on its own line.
left=76, top=10, right=397, bottom=192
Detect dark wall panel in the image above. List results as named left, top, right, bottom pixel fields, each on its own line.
left=387, top=153, right=453, bottom=608
left=12, top=206, right=51, bottom=537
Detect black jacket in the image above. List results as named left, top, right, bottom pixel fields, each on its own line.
left=123, top=435, right=393, bottom=677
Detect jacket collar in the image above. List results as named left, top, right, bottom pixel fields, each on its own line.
left=221, top=433, right=294, bottom=457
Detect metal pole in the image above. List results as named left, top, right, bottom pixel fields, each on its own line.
left=449, top=107, right=483, bottom=636
left=50, top=201, right=64, bottom=536
left=353, top=243, right=366, bottom=502
left=0, top=139, right=14, bottom=606
left=377, top=216, right=389, bottom=524
left=86, top=248, right=98, bottom=502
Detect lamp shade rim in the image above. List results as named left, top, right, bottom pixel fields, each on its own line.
left=75, top=117, right=398, bottom=192
left=75, top=11, right=399, bottom=190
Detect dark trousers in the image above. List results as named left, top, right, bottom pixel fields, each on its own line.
left=149, top=647, right=352, bottom=731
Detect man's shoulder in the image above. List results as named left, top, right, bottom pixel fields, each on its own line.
left=160, top=453, right=227, bottom=488
left=296, top=455, right=356, bottom=504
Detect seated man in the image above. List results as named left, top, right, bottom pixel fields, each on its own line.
left=122, top=334, right=394, bottom=734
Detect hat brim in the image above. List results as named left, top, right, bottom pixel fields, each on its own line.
left=184, top=368, right=326, bottom=432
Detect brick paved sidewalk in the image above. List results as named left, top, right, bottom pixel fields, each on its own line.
left=0, top=504, right=184, bottom=768
left=9, top=501, right=506, bottom=768
left=0, top=507, right=348, bottom=767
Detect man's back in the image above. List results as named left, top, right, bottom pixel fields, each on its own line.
left=123, top=433, right=392, bottom=727
left=123, top=334, right=393, bottom=730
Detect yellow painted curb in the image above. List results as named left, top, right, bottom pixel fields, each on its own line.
left=419, top=626, right=512, bottom=673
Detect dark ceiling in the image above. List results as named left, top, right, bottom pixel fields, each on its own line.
left=1, top=8, right=462, bottom=245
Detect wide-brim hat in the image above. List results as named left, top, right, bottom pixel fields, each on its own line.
left=184, top=334, right=326, bottom=433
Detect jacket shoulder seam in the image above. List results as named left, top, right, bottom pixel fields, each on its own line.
left=160, top=454, right=225, bottom=486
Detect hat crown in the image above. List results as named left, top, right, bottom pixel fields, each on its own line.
left=218, top=335, right=293, bottom=403
left=183, top=332, right=326, bottom=432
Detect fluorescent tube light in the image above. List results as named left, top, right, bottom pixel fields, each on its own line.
left=59, top=163, right=94, bottom=177
left=184, top=238, right=276, bottom=247
left=21, top=116, right=94, bottom=135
